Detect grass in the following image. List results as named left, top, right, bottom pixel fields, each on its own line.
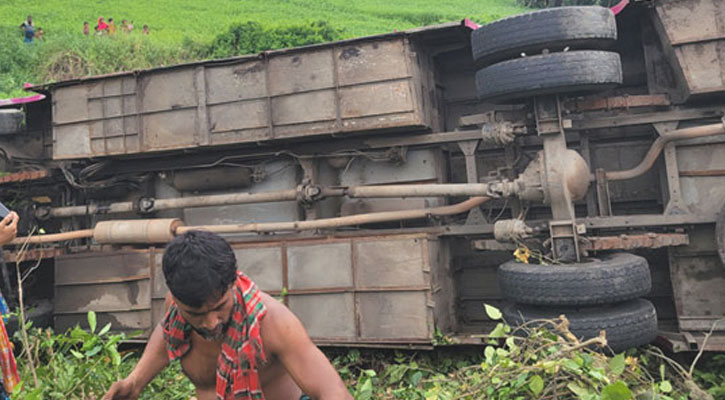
left=0, top=0, right=525, bottom=42
left=0, top=0, right=526, bottom=98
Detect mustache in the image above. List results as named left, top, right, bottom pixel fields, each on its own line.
left=192, top=322, right=227, bottom=340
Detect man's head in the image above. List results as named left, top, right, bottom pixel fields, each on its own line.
left=163, top=230, right=238, bottom=340
left=27, top=15, right=32, bottom=22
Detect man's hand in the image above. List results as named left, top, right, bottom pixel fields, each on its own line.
left=0, top=212, right=19, bottom=245
left=102, top=377, right=139, bottom=400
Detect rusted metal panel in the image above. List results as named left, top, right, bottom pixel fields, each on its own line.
left=287, top=243, right=352, bottom=290
left=288, top=293, right=356, bottom=339
left=0, top=170, right=49, bottom=184
left=51, top=36, right=432, bottom=159
left=654, top=0, right=725, bottom=96
left=563, top=94, right=671, bottom=113
left=55, top=310, right=151, bottom=335
left=354, top=238, right=428, bottom=288
left=234, top=246, right=284, bottom=292
left=143, top=233, right=448, bottom=344
left=54, top=250, right=154, bottom=334
left=581, top=233, right=689, bottom=251
left=677, top=141, right=725, bottom=217
left=358, top=292, right=431, bottom=339
left=668, top=226, right=725, bottom=332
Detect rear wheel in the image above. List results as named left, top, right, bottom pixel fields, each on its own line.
left=502, top=299, right=658, bottom=353
left=498, top=253, right=652, bottom=306
left=475, top=50, right=623, bottom=103
left=471, top=6, right=617, bottom=68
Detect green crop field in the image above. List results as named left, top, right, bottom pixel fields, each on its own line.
left=0, top=0, right=526, bottom=98
left=0, top=0, right=525, bottom=41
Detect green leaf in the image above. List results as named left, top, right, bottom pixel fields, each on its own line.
left=601, top=381, right=633, bottom=400
left=563, top=359, right=581, bottom=372
left=88, top=310, right=97, bottom=333
left=567, top=383, right=586, bottom=397
left=529, top=375, right=544, bottom=396
left=588, top=368, right=608, bottom=382
left=98, top=322, right=112, bottom=336
left=484, top=304, right=502, bottom=320
left=85, top=344, right=102, bottom=357
left=484, top=346, right=495, bottom=363
left=609, top=353, right=626, bottom=376
left=410, top=371, right=423, bottom=386
left=659, top=380, right=673, bottom=393
left=70, top=349, right=84, bottom=359
left=489, top=322, right=507, bottom=338
left=110, top=348, right=121, bottom=366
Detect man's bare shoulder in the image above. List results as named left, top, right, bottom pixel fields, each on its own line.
left=258, top=292, right=308, bottom=354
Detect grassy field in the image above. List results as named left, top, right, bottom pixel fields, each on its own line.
left=0, top=0, right=526, bottom=97
left=0, top=0, right=525, bottom=42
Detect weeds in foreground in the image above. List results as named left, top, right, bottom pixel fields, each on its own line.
left=10, top=304, right=716, bottom=399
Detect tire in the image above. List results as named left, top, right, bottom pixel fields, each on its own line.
left=475, top=50, right=623, bottom=103
left=498, top=253, right=652, bottom=306
left=471, top=6, right=617, bottom=68
left=502, top=299, right=658, bottom=353
left=0, top=109, right=24, bottom=135
left=4, top=299, right=53, bottom=336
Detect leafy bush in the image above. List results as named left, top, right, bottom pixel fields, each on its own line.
left=8, top=306, right=717, bottom=399
left=694, top=354, right=725, bottom=399
left=12, top=311, right=194, bottom=400
left=335, top=305, right=698, bottom=399
left=204, top=21, right=344, bottom=59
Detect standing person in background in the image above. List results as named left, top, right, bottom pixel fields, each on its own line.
left=19, top=15, right=34, bottom=43
left=127, top=20, right=135, bottom=32
left=83, top=21, right=90, bottom=36
left=142, top=24, right=149, bottom=35
left=108, top=18, right=117, bottom=35
left=95, top=17, right=108, bottom=34
left=121, top=19, right=130, bottom=33
left=0, top=212, right=19, bottom=400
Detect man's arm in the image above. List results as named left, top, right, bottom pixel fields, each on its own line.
left=102, top=322, right=170, bottom=400
left=260, top=293, right=352, bottom=400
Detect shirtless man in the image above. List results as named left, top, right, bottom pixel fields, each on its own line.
left=102, top=230, right=351, bottom=400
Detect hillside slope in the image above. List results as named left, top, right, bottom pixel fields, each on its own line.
left=0, top=0, right=526, bottom=97
left=1, top=0, right=525, bottom=41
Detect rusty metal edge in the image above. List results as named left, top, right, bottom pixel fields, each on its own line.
left=29, top=20, right=473, bottom=92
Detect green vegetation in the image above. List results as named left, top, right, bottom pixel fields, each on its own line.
left=11, top=308, right=718, bottom=399
left=0, top=0, right=526, bottom=98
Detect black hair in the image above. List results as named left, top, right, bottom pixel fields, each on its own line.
left=162, top=230, right=238, bottom=308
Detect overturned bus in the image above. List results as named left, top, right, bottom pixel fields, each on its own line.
left=0, top=0, right=723, bottom=353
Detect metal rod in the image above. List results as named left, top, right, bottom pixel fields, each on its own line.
left=339, top=183, right=492, bottom=198
left=42, top=184, right=493, bottom=219
left=45, top=189, right=299, bottom=218
left=177, top=197, right=489, bottom=234
left=14, top=197, right=489, bottom=245
left=10, top=229, right=94, bottom=245
left=605, top=122, right=725, bottom=181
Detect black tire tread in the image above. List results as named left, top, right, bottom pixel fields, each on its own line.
left=502, top=299, right=658, bottom=353
left=498, top=252, right=652, bottom=306
left=471, top=6, right=617, bottom=67
left=475, top=50, right=623, bottom=103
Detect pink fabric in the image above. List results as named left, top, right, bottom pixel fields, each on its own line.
left=0, top=93, right=45, bottom=107
left=611, top=0, right=630, bottom=16
left=463, top=18, right=479, bottom=30
left=97, top=17, right=108, bottom=31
